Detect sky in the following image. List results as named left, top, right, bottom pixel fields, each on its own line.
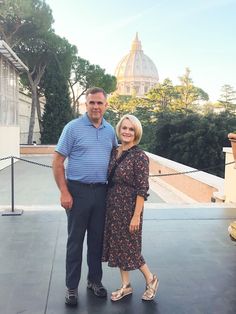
left=45, top=0, right=236, bottom=102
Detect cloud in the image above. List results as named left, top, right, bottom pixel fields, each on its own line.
left=97, top=3, right=160, bottom=36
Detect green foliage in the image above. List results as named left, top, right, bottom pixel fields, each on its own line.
left=103, top=68, right=235, bottom=178
left=133, top=104, right=157, bottom=151
left=145, top=78, right=177, bottom=111
left=174, top=68, right=209, bottom=111
left=145, top=70, right=209, bottom=113
left=41, top=77, right=73, bottom=144
left=72, top=56, right=116, bottom=93
left=153, top=110, right=236, bottom=177
left=0, top=0, right=53, bottom=48
left=105, top=94, right=156, bottom=151
left=105, top=94, right=133, bottom=125
left=105, top=94, right=151, bottom=124
left=40, top=37, right=74, bottom=144
left=39, top=33, right=77, bottom=91
left=0, top=0, right=55, bottom=93
left=0, top=0, right=57, bottom=143
left=70, top=56, right=117, bottom=113
left=218, top=84, right=236, bottom=112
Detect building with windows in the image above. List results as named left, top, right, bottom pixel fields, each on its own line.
left=115, top=33, right=159, bottom=96
left=0, top=40, right=28, bottom=169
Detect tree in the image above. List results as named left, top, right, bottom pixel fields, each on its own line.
left=105, top=94, right=151, bottom=127
left=40, top=37, right=75, bottom=144
left=0, top=0, right=54, bottom=143
left=16, top=31, right=59, bottom=143
left=0, top=0, right=53, bottom=48
left=105, top=94, right=131, bottom=126
left=105, top=93, right=156, bottom=150
left=70, top=56, right=117, bottom=114
left=174, top=68, right=209, bottom=111
left=200, top=101, right=223, bottom=115
left=218, top=84, right=236, bottom=112
left=145, top=78, right=177, bottom=111
left=133, top=103, right=157, bottom=151
left=153, top=110, right=236, bottom=177
left=144, top=72, right=209, bottom=113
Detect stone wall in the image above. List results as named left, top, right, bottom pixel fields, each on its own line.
left=20, top=145, right=55, bottom=155
left=147, top=152, right=225, bottom=203
left=19, top=92, right=45, bottom=144
left=223, top=147, right=236, bottom=202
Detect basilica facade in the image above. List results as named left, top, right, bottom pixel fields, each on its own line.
left=115, top=33, right=159, bottom=96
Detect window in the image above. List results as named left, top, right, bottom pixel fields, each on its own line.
left=0, top=56, right=18, bottom=125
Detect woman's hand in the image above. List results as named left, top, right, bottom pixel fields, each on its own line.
left=129, top=214, right=140, bottom=233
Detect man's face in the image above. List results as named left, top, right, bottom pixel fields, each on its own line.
left=86, top=92, right=108, bottom=124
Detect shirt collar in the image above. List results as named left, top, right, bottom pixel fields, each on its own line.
left=82, top=113, right=106, bottom=128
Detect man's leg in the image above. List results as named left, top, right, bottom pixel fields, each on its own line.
left=87, top=185, right=107, bottom=296
left=66, top=183, right=91, bottom=289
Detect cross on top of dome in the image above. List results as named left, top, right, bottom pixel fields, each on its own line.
left=114, top=33, right=159, bottom=96
left=131, top=32, right=142, bottom=52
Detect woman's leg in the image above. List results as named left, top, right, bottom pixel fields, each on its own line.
left=139, top=263, right=155, bottom=284
left=139, top=263, right=159, bottom=301
left=111, top=268, right=133, bottom=301
left=120, top=268, right=130, bottom=285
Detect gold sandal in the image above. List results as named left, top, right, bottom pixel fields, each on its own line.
left=142, top=274, right=159, bottom=301
left=111, top=283, right=133, bottom=301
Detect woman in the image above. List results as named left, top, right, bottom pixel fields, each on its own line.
left=102, top=114, right=159, bottom=301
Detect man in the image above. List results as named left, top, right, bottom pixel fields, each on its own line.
left=52, top=87, right=117, bottom=306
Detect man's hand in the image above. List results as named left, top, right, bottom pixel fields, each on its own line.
left=52, top=152, right=73, bottom=210
left=60, top=190, right=73, bottom=210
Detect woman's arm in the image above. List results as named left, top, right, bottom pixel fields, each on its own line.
left=129, top=195, right=144, bottom=233
left=129, top=150, right=149, bottom=233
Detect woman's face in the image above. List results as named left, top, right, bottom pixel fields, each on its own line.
left=119, top=118, right=135, bottom=145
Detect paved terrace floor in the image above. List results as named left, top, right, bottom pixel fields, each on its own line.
left=0, top=156, right=236, bottom=314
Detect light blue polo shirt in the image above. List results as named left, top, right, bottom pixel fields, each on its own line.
left=56, top=113, right=117, bottom=183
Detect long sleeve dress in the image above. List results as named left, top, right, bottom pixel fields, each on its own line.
left=102, top=145, right=149, bottom=271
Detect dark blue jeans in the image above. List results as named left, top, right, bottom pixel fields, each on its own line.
left=66, top=181, right=107, bottom=289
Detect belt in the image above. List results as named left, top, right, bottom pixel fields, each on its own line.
left=68, top=180, right=107, bottom=188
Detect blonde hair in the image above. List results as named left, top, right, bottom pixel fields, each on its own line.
left=116, top=114, right=143, bottom=145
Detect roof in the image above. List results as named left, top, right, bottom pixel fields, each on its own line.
left=0, top=40, right=28, bottom=72
left=115, top=33, right=159, bottom=80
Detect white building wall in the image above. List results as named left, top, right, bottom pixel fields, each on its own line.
left=0, top=55, right=19, bottom=125
left=0, top=54, right=20, bottom=170
left=0, top=126, right=19, bottom=169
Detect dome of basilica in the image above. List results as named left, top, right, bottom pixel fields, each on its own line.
left=115, top=33, right=159, bottom=96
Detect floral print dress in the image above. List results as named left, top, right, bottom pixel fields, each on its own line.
left=102, top=146, right=149, bottom=271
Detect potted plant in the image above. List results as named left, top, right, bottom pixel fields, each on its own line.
left=228, top=131, right=236, bottom=168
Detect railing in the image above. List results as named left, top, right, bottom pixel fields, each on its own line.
left=0, top=155, right=235, bottom=216
left=0, top=155, right=52, bottom=216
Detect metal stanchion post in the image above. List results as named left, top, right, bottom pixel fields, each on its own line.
left=2, top=156, right=23, bottom=216
left=11, top=156, right=14, bottom=212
